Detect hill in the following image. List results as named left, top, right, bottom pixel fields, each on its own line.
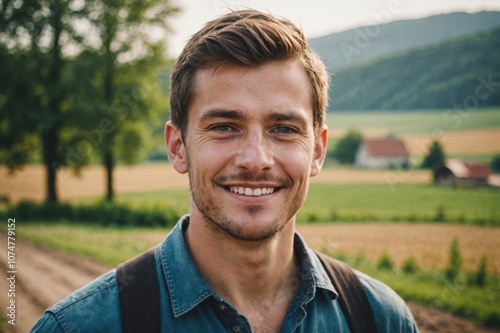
left=309, top=11, right=500, bottom=70
left=329, top=27, right=500, bottom=111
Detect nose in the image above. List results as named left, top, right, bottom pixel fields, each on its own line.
left=234, top=130, right=274, bottom=174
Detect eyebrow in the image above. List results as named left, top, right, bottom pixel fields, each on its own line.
left=267, top=112, right=308, bottom=126
left=198, top=108, right=309, bottom=126
left=198, top=109, right=247, bottom=123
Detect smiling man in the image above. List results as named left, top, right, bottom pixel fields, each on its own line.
left=32, top=9, right=418, bottom=333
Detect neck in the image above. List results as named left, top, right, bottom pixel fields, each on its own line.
left=185, top=212, right=299, bottom=329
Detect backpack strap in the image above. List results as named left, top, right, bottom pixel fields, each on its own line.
left=315, top=251, right=378, bottom=333
left=116, top=247, right=376, bottom=333
left=117, top=247, right=160, bottom=333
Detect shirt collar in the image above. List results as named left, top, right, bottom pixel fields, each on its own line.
left=160, top=216, right=337, bottom=317
left=293, top=232, right=338, bottom=301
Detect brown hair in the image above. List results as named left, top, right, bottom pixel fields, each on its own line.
left=170, top=9, right=329, bottom=139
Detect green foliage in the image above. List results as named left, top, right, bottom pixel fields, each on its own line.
left=351, top=261, right=500, bottom=328
left=2, top=200, right=180, bottom=228
left=402, top=257, right=420, bottom=274
left=329, top=129, right=362, bottom=164
left=329, top=27, right=500, bottom=110
left=376, top=251, right=395, bottom=270
left=309, top=11, right=500, bottom=70
left=421, top=140, right=446, bottom=169
left=0, top=0, right=178, bottom=202
left=474, top=256, right=488, bottom=287
left=433, top=205, right=446, bottom=222
left=491, top=154, right=500, bottom=173
left=446, top=238, right=463, bottom=282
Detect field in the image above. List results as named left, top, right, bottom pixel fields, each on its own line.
left=0, top=163, right=432, bottom=203
left=1, top=109, right=499, bottom=329
left=13, top=222, right=500, bottom=329
left=328, top=108, right=500, bottom=158
left=16, top=222, right=500, bottom=275
left=328, top=108, right=500, bottom=136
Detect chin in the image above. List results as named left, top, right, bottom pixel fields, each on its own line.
left=218, top=215, right=289, bottom=242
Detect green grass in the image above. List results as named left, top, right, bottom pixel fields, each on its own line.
left=297, top=183, right=500, bottom=225
left=11, top=222, right=500, bottom=328
left=336, top=253, right=500, bottom=328
left=328, top=108, right=500, bottom=134
left=13, top=222, right=170, bottom=266
left=84, top=183, right=500, bottom=225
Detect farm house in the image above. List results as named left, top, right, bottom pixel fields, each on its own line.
left=355, top=138, right=411, bottom=169
left=433, top=159, right=492, bottom=187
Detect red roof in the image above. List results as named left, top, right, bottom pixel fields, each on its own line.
left=363, top=138, right=409, bottom=157
left=442, top=159, right=491, bottom=179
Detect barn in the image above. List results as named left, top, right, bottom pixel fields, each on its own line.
left=433, top=159, right=492, bottom=187
left=355, top=138, right=410, bottom=169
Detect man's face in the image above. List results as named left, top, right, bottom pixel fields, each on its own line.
left=166, top=59, right=327, bottom=241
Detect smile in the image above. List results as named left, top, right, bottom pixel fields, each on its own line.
left=228, top=187, right=275, bottom=196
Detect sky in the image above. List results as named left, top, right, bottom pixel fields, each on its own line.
left=166, top=0, right=500, bottom=57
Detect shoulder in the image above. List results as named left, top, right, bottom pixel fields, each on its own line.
left=31, top=270, right=122, bottom=333
left=356, top=271, right=419, bottom=333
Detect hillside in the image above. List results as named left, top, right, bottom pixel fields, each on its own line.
left=309, top=11, right=500, bottom=70
left=329, top=27, right=500, bottom=111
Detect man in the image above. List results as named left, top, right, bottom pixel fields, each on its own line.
left=32, top=9, right=418, bottom=332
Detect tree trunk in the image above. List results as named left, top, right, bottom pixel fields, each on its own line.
left=104, top=150, right=114, bottom=202
left=43, top=126, right=59, bottom=203
left=43, top=0, right=63, bottom=203
left=103, top=35, right=115, bottom=202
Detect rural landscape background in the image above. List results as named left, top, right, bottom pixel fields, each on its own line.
left=1, top=2, right=500, bottom=333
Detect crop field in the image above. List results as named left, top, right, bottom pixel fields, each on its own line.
left=14, top=222, right=500, bottom=275
left=328, top=108, right=500, bottom=158
left=327, top=108, right=500, bottom=136
left=97, top=183, right=499, bottom=226
left=0, top=164, right=432, bottom=203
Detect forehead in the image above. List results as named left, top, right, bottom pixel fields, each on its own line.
left=189, top=60, right=313, bottom=122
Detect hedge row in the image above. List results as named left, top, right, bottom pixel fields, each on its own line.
left=2, top=200, right=181, bottom=227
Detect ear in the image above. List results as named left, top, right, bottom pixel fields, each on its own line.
left=310, top=125, right=328, bottom=177
left=165, top=121, right=188, bottom=174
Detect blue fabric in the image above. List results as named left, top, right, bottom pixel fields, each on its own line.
left=31, top=215, right=419, bottom=332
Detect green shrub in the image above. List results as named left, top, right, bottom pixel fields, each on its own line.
left=377, top=251, right=395, bottom=270
left=402, top=257, right=420, bottom=274
left=474, top=256, right=488, bottom=287
left=5, top=200, right=178, bottom=228
left=445, top=238, right=462, bottom=282
left=433, top=205, right=446, bottom=222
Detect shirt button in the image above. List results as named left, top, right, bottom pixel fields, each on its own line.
left=219, top=304, right=227, bottom=311
left=232, top=325, right=241, bottom=332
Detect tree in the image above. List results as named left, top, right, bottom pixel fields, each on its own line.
left=491, top=154, right=500, bottom=173
left=0, top=0, right=178, bottom=202
left=421, top=140, right=446, bottom=169
left=330, top=129, right=362, bottom=164
left=0, top=0, right=95, bottom=202
left=83, top=0, right=178, bottom=201
left=445, top=238, right=462, bottom=282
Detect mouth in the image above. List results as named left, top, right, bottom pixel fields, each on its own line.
left=226, top=186, right=277, bottom=197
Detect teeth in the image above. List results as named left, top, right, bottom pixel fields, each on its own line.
left=229, top=187, right=275, bottom=196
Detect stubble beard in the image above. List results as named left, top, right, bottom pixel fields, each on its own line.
left=187, top=164, right=305, bottom=242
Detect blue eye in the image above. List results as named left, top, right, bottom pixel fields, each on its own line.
left=274, top=126, right=296, bottom=134
left=212, top=124, right=232, bottom=132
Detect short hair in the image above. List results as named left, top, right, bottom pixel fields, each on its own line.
left=170, top=9, right=329, bottom=140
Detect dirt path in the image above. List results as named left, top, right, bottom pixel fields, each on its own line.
left=0, top=234, right=110, bottom=333
left=0, top=235, right=498, bottom=332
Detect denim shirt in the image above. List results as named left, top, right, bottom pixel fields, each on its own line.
left=32, top=216, right=418, bottom=332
